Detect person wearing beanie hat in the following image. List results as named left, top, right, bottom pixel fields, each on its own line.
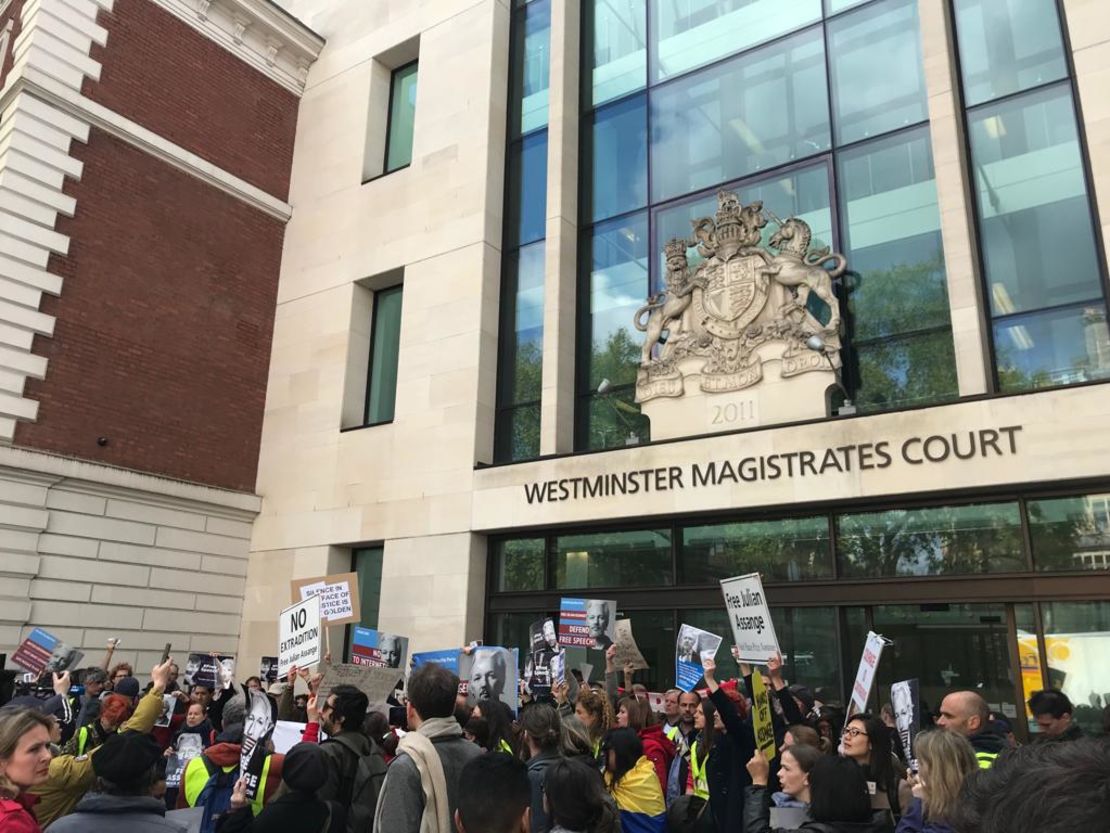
left=46, top=731, right=186, bottom=833
left=216, top=743, right=331, bottom=833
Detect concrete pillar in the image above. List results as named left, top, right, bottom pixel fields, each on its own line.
left=917, top=0, right=991, bottom=396
left=539, top=0, right=580, bottom=454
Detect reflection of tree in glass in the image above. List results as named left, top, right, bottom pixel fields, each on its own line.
left=1027, top=495, right=1106, bottom=571
left=837, top=504, right=1024, bottom=577
left=556, top=529, right=671, bottom=589
left=498, top=538, right=545, bottom=592
left=683, top=517, right=831, bottom=583
left=585, top=329, right=649, bottom=450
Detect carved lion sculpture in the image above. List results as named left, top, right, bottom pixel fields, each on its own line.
left=633, top=241, right=701, bottom=366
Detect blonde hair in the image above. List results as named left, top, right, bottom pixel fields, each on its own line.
left=915, top=729, right=978, bottom=822
left=0, top=709, right=54, bottom=798
left=576, top=687, right=614, bottom=743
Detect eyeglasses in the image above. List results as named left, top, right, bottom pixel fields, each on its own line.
left=841, top=727, right=868, bottom=739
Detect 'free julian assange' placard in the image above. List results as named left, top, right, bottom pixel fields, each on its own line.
left=278, top=594, right=322, bottom=676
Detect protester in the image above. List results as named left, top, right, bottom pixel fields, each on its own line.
left=574, top=688, right=614, bottom=762
left=243, top=678, right=263, bottom=694
left=0, top=708, right=54, bottom=832
left=474, top=699, right=518, bottom=755
left=519, top=704, right=562, bottom=832
left=542, top=757, right=619, bottom=833
left=952, top=736, right=1110, bottom=833
left=108, top=663, right=134, bottom=691
left=30, top=658, right=175, bottom=828
left=218, top=742, right=332, bottom=833
left=935, top=692, right=1006, bottom=768
left=686, top=696, right=718, bottom=801
left=745, top=753, right=894, bottom=833
left=701, top=656, right=757, bottom=833
left=1026, top=689, right=1082, bottom=741
left=839, top=713, right=911, bottom=818
left=47, top=731, right=183, bottom=832
left=62, top=693, right=133, bottom=756
left=75, top=668, right=109, bottom=729
left=176, top=702, right=214, bottom=748
left=375, top=663, right=482, bottom=833
left=894, top=730, right=976, bottom=833
left=192, top=684, right=215, bottom=713
left=662, top=690, right=682, bottom=735
left=783, top=725, right=827, bottom=754
left=303, top=685, right=386, bottom=832
left=455, top=752, right=532, bottom=833
left=602, top=727, right=666, bottom=832
left=616, top=695, right=675, bottom=792
left=771, top=742, right=822, bottom=810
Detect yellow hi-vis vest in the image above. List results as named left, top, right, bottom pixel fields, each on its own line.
left=689, top=740, right=709, bottom=799
left=975, top=750, right=999, bottom=769
left=75, top=726, right=90, bottom=757
left=182, top=754, right=272, bottom=816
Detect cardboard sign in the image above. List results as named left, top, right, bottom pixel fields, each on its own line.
left=848, top=631, right=886, bottom=719
left=318, top=662, right=403, bottom=705
left=278, top=594, right=322, bottom=676
left=720, top=573, right=780, bottom=663
left=613, top=619, right=649, bottom=671
left=751, top=671, right=776, bottom=758
left=271, top=721, right=314, bottom=755
left=891, top=678, right=920, bottom=770
left=675, top=623, right=723, bottom=692
left=291, top=572, right=361, bottom=627
left=559, top=597, right=617, bottom=650
left=350, top=627, right=408, bottom=670
left=11, top=628, right=83, bottom=677
left=412, top=650, right=460, bottom=673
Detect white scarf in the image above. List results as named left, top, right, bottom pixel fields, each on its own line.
left=374, top=716, right=461, bottom=833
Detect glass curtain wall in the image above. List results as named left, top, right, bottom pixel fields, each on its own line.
left=952, top=0, right=1110, bottom=391
left=496, top=0, right=552, bottom=462
left=577, top=0, right=958, bottom=451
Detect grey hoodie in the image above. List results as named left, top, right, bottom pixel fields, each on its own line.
left=46, top=793, right=187, bottom=833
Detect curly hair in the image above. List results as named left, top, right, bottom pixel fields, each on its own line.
left=576, top=687, right=614, bottom=745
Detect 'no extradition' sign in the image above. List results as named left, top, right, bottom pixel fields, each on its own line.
left=278, top=594, right=322, bottom=676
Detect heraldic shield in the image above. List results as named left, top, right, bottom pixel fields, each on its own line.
left=697, top=253, right=768, bottom=340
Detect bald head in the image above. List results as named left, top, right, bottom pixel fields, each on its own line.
left=938, top=691, right=990, bottom=736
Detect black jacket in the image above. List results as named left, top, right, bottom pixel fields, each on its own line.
left=706, top=687, right=757, bottom=833
left=744, top=785, right=895, bottom=833
left=216, top=791, right=331, bottom=833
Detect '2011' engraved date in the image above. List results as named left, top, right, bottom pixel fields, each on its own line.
left=710, top=400, right=756, bottom=425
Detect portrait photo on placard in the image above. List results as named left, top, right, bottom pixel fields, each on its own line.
left=559, top=597, right=617, bottom=651
left=458, top=646, right=519, bottom=710
left=350, top=627, right=409, bottom=669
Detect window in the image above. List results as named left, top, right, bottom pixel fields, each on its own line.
left=1028, top=493, right=1110, bottom=572
left=494, top=244, right=545, bottom=462
left=836, top=502, right=1026, bottom=577
left=345, top=546, right=383, bottom=654
left=553, top=528, right=672, bottom=589
left=682, top=515, right=833, bottom=584
left=1039, top=601, right=1110, bottom=735
left=364, top=285, right=403, bottom=425
left=384, top=62, right=418, bottom=173
left=584, top=0, right=646, bottom=106
left=952, top=2, right=1110, bottom=392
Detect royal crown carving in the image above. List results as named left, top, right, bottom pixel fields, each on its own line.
left=634, top=190, right=846, bottom=403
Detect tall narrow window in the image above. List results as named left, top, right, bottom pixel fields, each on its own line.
left=385, top=62, right=418, bottom=173
left=953, top=0, right=1110, bottom=391
left=365, top=286, right=403, bottom=425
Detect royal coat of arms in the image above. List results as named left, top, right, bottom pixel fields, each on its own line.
left=633, top=190, right=846, bottom=403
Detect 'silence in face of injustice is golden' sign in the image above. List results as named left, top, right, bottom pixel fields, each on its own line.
left=522, top=426, right=1023, bottom=505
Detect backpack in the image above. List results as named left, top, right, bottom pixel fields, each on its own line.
left=196, top=756, right=238, bottom=833
left=665, top=752, right=687, bottom=807
left=329, top=734, right=387, bottom=833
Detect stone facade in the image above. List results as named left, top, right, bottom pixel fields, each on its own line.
left=237, top=0, right=1110, bottom=681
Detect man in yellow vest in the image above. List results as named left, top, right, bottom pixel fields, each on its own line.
left=936, top=690, right=1007, bottom=768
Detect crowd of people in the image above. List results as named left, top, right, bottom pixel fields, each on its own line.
left=0, top=638, right=1108, bottom=833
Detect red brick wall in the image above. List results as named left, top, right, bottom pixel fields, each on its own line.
left=14, top=128, right=284, bottom=492
left=0, top=0, right=24, bottom=90
left=85, top=0, right=299, bottom=200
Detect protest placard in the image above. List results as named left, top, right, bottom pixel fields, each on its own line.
left=271, top=721, right=313, bottom=755
left=412, top=649, right=460, bottom=673
left=11, top=628, right=83, bottom=677
left=891, top=678, right=920, bottom=770
left=550, top=650, right=566, bottom=687
left=675, top=623, right=723, bottom=692
left=528, top=618, right=560, bottom=694
left=559, top=597, right=617, bottom=650
left=579, top=662, right=594, bottom=684
left=291, top=572, right=362, bottom=627
left=720, top=573, right=781, bottom=663
left=259, top=656, right=279, bottom=684
left=847, top=631, right=887, bottom=719
left=459, top=647, right=519, bottom=710
left=613, top=619, right=649, bottom=671
left=350, top=627, right=408, bottom=670
left=278, top=594, right=322, bottom=676
left=318, top=662, right=403, bottom=705
left=240, top=688, right=275, bottom=802
left=751, top=671, right=776, bottom=758
left=155, top=694, right=176, bottom=728
left=182, top=654, right=235, bottom=691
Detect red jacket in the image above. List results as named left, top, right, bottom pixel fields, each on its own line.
left=639, top=723, right=676, bottom=792
left=0, top=794, right=42, bottom=833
